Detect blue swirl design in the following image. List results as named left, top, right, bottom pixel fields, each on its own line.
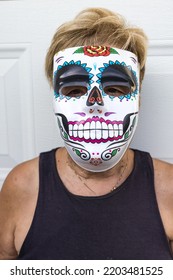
left=54, top=60, right=94, bottom=100
left=96, top=60, right=138, bottom=101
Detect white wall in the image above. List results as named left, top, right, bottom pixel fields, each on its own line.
left=0, top=0, right=173, bottom=188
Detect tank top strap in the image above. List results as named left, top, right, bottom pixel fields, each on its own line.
left=131, top=149, right=154, bottom=183
left=39, top=148, right=58, bottom=182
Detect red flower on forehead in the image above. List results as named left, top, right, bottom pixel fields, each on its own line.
left=73, top=46, right=119, bottom=56
left=84, top=46, right=110, bottom=57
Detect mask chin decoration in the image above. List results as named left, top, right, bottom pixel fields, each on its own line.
left=53, top=46, right=140, bottom=172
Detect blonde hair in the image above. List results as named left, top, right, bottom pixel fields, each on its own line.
left=45, top=7, right=148, bottom=87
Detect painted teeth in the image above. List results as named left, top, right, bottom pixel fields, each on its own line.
left=68, top=122, right=124, bottom=139
left=73, top=124, right=78, bottom=137
left=96, top=121, right=101, bottom=139
left=78, top=124, right=83, bottom=138
left=69, top=124, right=73, bottom=136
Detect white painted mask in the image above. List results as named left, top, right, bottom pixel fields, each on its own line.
left=53, top=46, right=140, bottom=172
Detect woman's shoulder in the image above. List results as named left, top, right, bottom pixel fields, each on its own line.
left=153, top=158, right=173, bottom=242
left=153, top=158, right=173, bottom=190
left=0, top=157, right=39, bottom=259
left=1, top=156, right=39, bottom=195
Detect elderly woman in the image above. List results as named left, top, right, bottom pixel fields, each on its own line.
left=0, top=7, right=173, bottom=260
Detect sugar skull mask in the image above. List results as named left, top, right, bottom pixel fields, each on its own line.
left=53, top=46, right=140, bottom=172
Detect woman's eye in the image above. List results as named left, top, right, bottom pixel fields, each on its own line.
left=104, top=86, right=131, bottom=97
left=61, top=86, right=87, bottom=97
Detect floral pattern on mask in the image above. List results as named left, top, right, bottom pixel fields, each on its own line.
left=73, top=46, right=119, bottom=57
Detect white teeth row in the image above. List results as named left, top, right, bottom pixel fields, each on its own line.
left=68, top=122, right=123, bottom=139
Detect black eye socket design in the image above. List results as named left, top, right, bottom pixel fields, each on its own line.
left=101, top=64, right=137, bottom=97
left=54, top=64, right=89, bottom=97
left=60, top=86, right=88, bottom=97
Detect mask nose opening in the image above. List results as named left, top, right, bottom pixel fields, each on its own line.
left=86, top=86, right=104, bottom=106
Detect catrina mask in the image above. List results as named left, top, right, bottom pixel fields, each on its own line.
left=53, top=46, right=140, bottom=172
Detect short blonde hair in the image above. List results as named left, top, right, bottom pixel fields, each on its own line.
left=45, top=7, right=148, bottom=87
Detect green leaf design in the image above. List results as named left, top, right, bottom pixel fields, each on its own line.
left=74, top=149, right=81, bottom=157
left=73, top=47, right=84, bottom=54
left=64, top=132, right=68, bottom=139
left=111, top=149, right=118, bottom=157
left=110, top=48, right=119, bottom=54
left=124, top=131, right=129, bottom=139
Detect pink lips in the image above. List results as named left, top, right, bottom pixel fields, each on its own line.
left=68, top=116, right=123, bottom=126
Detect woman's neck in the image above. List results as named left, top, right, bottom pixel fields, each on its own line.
left=56, top=147, right=134, bottom=196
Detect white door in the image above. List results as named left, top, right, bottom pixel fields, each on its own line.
left=0, top=0, right=173, bottom=188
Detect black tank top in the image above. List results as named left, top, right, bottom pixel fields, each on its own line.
left=18, top=149, right=173, bottom=260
